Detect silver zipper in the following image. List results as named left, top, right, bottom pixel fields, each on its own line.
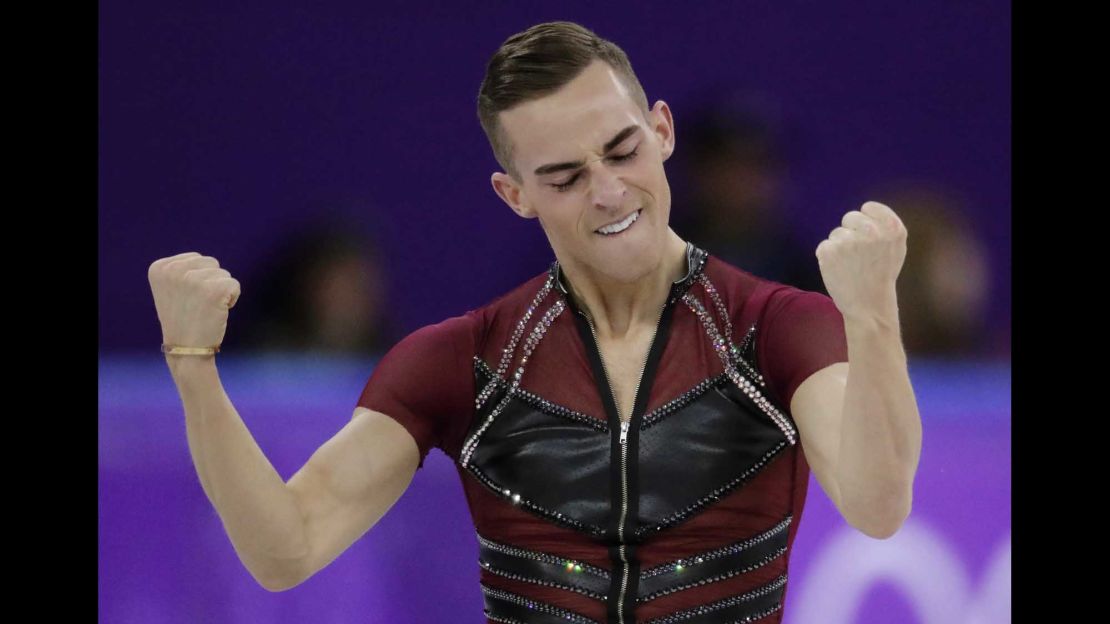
left=584, top=301, right=665, bottom=624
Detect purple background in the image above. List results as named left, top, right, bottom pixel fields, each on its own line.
left=99, top=356, right=1010, bottom=623
left=99, top=0, right=1010, bottom=352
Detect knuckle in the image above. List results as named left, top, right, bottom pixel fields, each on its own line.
left=167, top=259, right=191, bottom=276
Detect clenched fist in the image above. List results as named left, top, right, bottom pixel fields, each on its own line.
left=148, top=252, right=241, bottom=350
left=815, top=201, right=908, bottom=323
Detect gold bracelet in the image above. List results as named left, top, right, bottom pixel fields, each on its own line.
left=161, top=344, right=221, bottom=356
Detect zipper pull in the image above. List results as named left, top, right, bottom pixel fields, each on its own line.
left=619, top=421, right=629, bottom=444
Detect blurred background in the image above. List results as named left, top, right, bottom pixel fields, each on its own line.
left=100, top=1, right=1010, bottom=622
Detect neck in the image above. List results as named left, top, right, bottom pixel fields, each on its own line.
left=559, top=230, right=689, bottom=340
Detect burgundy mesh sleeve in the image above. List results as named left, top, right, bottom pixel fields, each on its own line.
left=356, top=312, right=478, bottom=469
left=757, top=287, right=850, bottom=410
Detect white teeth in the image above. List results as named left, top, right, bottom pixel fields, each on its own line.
left=597, top=210, right=639, bottom=235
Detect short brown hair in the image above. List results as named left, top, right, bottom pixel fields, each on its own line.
left=477, top=21, right=650, bottom=180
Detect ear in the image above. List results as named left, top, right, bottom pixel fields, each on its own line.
left=491, top=171, right=537, bottom=219
left=649, top=100, right=676, bottom=162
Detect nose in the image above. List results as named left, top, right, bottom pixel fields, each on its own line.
left=587, top=161, right=629, bottom=210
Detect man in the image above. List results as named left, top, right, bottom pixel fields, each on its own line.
left=148, top=21, right=921, bottom=623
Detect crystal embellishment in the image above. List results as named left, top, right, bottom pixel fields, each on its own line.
left=682, top=289, right=797, bottom=445
left=481, top=584, right=600, bottom=624
left=476, top=276, right=555, bottom=412
left=462, top=293, right=566, bottom=466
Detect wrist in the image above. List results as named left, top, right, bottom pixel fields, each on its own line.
left=165, top=353, right=219, bottom=382
left=839, top=293, right=900, bottom=331
left=842, top=310, right=900, bottom=334
left=162, top=343, right=221, bottom=356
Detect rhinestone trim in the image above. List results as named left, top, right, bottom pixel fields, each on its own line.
left=477, top=532, right=611, bottom=580
left=477, top=370, right=752, bottom=436
left=513, top=386, right=610, bottom=432
left=486, top=616, right=530, bottom=624
left=732, top=324, right=766, bottom=388
left=696, top=273, right=765, bottom=388
left=474, top=357, right=608, bottom=432
left=481, top=584, right=601, bottom=624
left=695, top=273, right=766, bottom=390
left=476, top=276, right=555, bottom=412
left=641, top=516, right=792, bottom=579
left=736, top=322, right=756, bottom=356
left=697, top=273, right=734, bottom=345
left=682, top=292, right=797, bottom=445
left=479, top=558, right=608, bottom=602
left=641, top=373, right=729, bottom=430
left=486, top=616, right=528, bottom=624
left=462, top=298, right=567, bottom=466
left=465, top=462, right=606, bottom=538
left=638, top=548, right=786, bottom=603
left=642, top=574, right=787, bottom=624
left=732, top=326, right=768, bottom=388
left=636, top=441, right=788, bottom=538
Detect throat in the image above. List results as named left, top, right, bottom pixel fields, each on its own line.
left=594, top=320, right=662, bottom=424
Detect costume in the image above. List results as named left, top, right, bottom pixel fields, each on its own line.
left=358, top=242, right=849, bottom=623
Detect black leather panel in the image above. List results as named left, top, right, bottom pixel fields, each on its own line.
left=636, top=379, right=788, bottom=536
left=467, top=362, right=789, bottom=542
left=636, top=517, right=789, bottom=601
left=478, top=536, right=611, bottom=600
left=469, top=362, right=613, bottom=536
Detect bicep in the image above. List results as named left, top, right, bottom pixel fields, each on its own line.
left=790, top=362, right=849, bottom=516
left=755, top=287, right=850, bottom=513
left=285, top=406, right=420, bottom=586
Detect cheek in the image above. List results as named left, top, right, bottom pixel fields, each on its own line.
left=638, top=162, right=666, bottom=200
left=537, top=204, right=578, bottom=239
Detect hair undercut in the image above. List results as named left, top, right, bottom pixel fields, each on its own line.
left=477, top=21, right=650, bottom=181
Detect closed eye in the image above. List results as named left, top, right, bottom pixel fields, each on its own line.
left=609, top=147, right=639, bottom=163
left=552, top=173, right=581, bottom=193
left=549, top=147, right=640, bottom=193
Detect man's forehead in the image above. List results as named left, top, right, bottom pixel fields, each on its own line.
left=499, top=62, right=646, bottom=171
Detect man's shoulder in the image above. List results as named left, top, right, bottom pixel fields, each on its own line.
left=702, top=253, right=793, bottom=312
left=698, top=251, right=839, bottom=352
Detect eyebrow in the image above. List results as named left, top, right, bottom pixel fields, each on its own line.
left=533, top=125, right=641, bottom=177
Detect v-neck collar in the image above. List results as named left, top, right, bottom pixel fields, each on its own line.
left=548, top=242, right=709, bottom=318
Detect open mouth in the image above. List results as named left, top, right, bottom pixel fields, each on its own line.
left=595, top=209, right=642, bottom=237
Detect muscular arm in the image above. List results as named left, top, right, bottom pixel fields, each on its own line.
left=758, top=279, right=919, bottom=539
left=791, top=316, right=921, bottom=539
left=797, top=200, right=921, bottom=538
left=284, top=406, right=420, bottom=589
left=169, top=356, right=420, bottom=591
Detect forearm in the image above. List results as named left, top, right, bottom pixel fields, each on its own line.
left=836, top=309, right=922, bottom=536
left=167, top=356, right=310, bottom=589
